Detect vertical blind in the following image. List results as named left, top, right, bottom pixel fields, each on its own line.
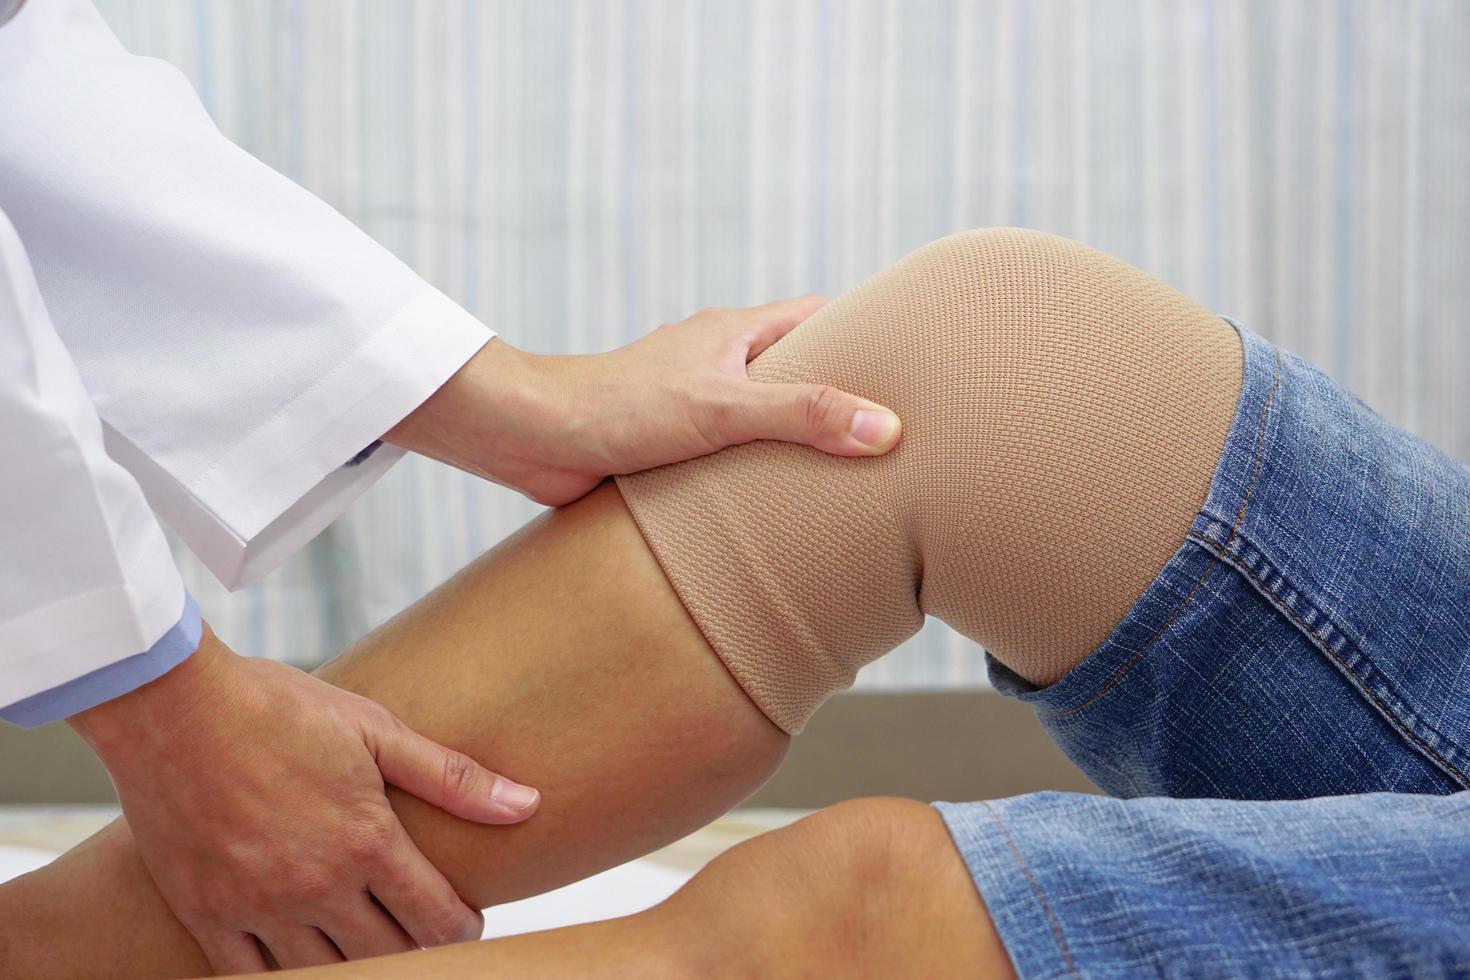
left=93, top=0, right=1469, bottom=688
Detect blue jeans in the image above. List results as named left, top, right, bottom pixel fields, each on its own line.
left=937, top=319, right=1470, bottom=977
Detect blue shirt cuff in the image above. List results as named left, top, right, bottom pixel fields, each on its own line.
left=0, top=594, right=203, bottom=728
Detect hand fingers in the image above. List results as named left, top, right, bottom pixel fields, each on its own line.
left=319, top=893, right=418, bottom=960
left=369, top=825, right=484, bottom=949
left=730, top=381, right=901, bottom=456
left=199, top=929, right=271, bottom=975
left=743, top=294, right=829, bottom=359
left=253, top=925, right=343, bottom=969
left=371, top=717, right=539, bottom=824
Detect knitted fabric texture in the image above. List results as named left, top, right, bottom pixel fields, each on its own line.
left=615, top=229, right=1243, bottom=734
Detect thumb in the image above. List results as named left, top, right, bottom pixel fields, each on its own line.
left=373, top=720, right=540, bottom=824
left=736, top=381, right=901, bottom=456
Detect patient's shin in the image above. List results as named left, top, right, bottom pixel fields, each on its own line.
left=615, top=228, right=1243, bottom=733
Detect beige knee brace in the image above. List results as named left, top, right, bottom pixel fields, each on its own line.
left=615, top=229, right=1243, bottom=734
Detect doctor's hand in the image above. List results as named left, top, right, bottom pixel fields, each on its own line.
left=68, top=625, right=538, bottom=973
left=387, top=295, right=902, bottom=506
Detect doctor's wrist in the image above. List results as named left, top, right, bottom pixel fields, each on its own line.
left=386, top=337, right=589, bottom=504
left=68, top=625, right=233, bottom=766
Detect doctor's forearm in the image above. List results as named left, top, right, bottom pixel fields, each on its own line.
left=384, top=298, right=901, bottom=509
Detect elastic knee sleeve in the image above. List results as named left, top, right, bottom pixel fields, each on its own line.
left=615, top=229, right=1243, bottom=733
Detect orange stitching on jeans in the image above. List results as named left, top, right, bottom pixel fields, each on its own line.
left=981, top=801, right=1080, bottom=980
left=1043, top=343, right=1283, bottom=722
left=1186, top=529, right=1470, bottom=789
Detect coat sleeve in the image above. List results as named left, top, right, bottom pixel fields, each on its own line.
left=0, top=0, right=491, bottom=590
left=0, top=209, right=201, bottom=727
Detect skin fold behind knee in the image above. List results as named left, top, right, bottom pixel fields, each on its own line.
left=617, top=228, right=1245, bottom=733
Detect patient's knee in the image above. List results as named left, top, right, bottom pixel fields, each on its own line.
left=774, top=797, right=954, bottom=906
left=660, top=799, right=933, bottom=953
left=617, top=228, right=1242, bottom=732
left=657, top=797, right=1005, bottom=978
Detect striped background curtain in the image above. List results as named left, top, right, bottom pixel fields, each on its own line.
left=95, top=0, right=1469, bottom=688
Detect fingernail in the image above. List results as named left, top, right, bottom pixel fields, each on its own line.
left=850, top=409, right=900, bottom=451
left=490, top=776, right=540, bottom=811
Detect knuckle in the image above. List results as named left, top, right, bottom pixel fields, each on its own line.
left=423, top=905, right=480, bottom=947
left=359, top=698, right=400, bottom=732
left=301, top=876, right=337, bottom=906
left=440, top=751, right=482, bottom=800
left=678, top=306, right=731, bottom=332
left=802, top=384, right=845, bottom=433
left=220, top=836, right=261, bottom=873
left=288, top=868, right=337, bottom=905
left=347, top=812, right=398, bottom=862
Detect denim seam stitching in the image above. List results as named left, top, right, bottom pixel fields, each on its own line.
left=1184, top=529, right=1470, bottom=790
left=981, top=801, right=1080, bottom=980
left=1040, top=342, right=1283, bottom=722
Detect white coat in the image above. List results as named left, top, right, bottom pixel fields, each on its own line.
left=0, top=0, right=492, bottom=722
